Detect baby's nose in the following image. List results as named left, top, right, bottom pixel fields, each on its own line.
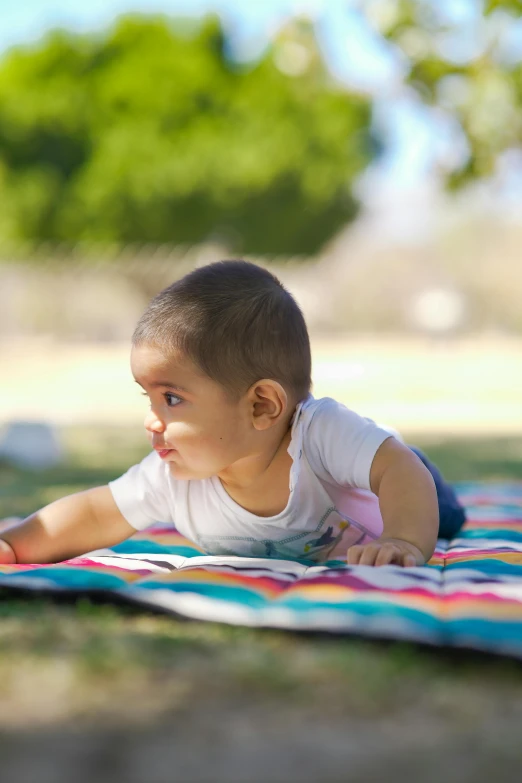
left=144, top=409, right=166, bottom=433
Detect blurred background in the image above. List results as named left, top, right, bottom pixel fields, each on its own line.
left=2, top=4, right=522, bottom=777
left=1, top=0, right=522, bottom=465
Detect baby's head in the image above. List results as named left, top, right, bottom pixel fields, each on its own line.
left=131, top=260, right=311, bottom=480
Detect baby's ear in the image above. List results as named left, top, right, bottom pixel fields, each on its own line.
left=248, top=380, right=288, bottom=431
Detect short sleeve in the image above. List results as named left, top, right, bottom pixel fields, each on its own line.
left=108, top=451, right=173, bottom=531
left=303, top=398, right=393, bottom=491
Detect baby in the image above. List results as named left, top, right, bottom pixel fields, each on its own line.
left=0, top=260, right=465, bottom=568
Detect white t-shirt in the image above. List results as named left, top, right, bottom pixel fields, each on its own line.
left=109, top=395, right=392, bottom=562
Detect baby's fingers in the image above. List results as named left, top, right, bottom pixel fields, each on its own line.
left=346, top=544, right=366, bottom=565
left=347, top=543, right=382, bottom=566
left=374, top=544, right=403, bottom=567
left=347, top=542, right=419, bottom=568
left=402, top=552, right=418, bottom=568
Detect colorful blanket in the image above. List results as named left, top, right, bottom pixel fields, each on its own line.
left=1, top=482, right=522, bottom=658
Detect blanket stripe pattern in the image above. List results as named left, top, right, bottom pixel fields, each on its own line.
left=1, top=482, right=522, bottom=658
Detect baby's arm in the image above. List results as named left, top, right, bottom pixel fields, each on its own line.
left=0, top=486, right=136, bottom=564
left=347, top=437, right=439, bottom=567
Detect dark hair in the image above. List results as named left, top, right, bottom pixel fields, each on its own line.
left=133, top=260, right=312, bottom=403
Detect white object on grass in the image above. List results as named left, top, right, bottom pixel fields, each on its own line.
left=0, top=420, right=64, bottom=470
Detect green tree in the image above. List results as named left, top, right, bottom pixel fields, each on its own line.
left=367, top=0, right=522, bottom=186
left=0, top=15, right=373, bottom=254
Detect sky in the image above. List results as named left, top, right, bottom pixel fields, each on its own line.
left=0, top=0, right=518, bottom=204
left=0, top=0, right=402, bottom=84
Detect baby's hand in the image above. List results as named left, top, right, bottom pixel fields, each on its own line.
left=347, top=537, right=424, bottom=568
left=0, top=539, right=16, bottom=564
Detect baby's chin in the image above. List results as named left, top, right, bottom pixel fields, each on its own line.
left=167, top=461, right=213, bottom=481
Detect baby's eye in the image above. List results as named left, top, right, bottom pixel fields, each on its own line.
left=165, top=392, right=182, bottom=407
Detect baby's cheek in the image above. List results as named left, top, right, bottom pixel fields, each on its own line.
left=183, top=435, right=228, bottom=471
left=168, top=423, right=237, bottom=474
left=204, top=439, right=234, bottom=469
left=215, top=427, right=246, bottom=456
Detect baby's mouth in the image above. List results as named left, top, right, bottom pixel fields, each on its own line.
left=155, top=448, right=175, bottom=459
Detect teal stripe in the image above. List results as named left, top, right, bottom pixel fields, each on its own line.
left=459, top=529, right=522, bottom=542
left=445, top=557, right=522, bottom=575
left=1, top=567, right=126, bottom=590
left=111, top=540, right=201, bottom=557
left=448, top=618, right=522, bottom=643
left=139, top=580, right=270, bottom=608
left=273, top=596, right=442, bottom=629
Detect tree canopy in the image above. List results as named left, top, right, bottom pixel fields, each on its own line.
left=0, top=15, right=373, bottom=254
left=377, top=0, right=522, bottom=187
left=0, top=4, right=520, bottom=255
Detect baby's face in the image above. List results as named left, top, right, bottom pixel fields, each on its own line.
left=131, top=344, right=252, bottom=480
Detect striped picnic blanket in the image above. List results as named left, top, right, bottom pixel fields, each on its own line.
left=1, top=482, right=521, bottom=658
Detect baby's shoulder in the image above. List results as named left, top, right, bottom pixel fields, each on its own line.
left=299, top=395, right=363, bottom=429
left=298, top=396, right=376, bottom=454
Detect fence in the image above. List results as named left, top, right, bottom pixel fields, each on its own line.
left=1, top=209, right=522, bottom=340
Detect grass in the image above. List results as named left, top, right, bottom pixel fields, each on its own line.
left=1, top=425, right=522, bottom=728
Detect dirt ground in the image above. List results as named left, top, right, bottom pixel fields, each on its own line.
left=2, top=334, right=522, bottom=435
left=1, top=694, right=522, bottom=782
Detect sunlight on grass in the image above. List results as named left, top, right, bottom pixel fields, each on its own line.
left=0, top=595, right=521, bottom=728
